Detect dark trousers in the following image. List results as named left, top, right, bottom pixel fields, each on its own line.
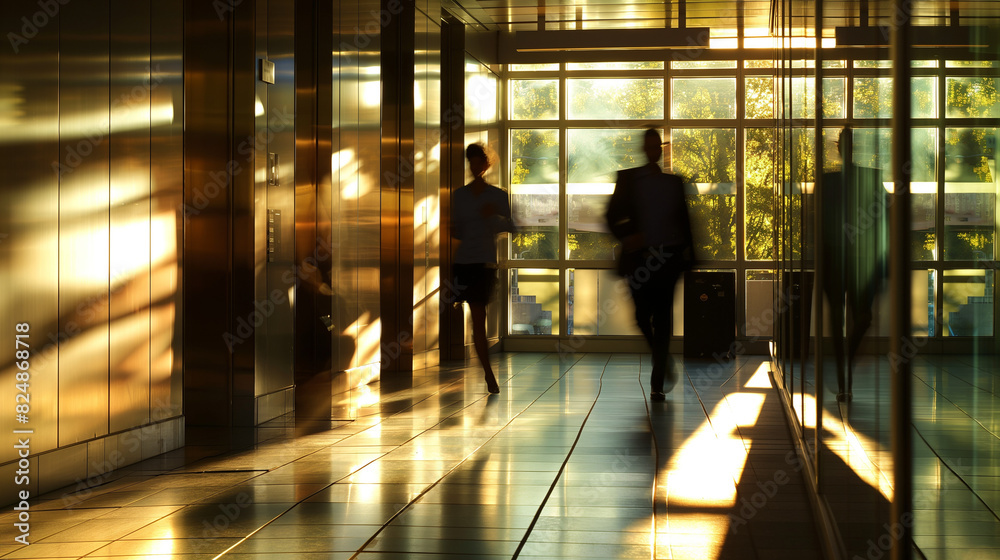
left=625, top=248, right=685, bottom=392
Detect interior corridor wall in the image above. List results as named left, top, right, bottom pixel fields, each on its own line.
left=412, top=3, right=442, bottom=370
left=326, top=0, right=385, bottom=408
left=0, top=0, right=184, bottom=503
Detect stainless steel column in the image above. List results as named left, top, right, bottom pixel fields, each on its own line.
left=182, top=0, right=257, bottom=444
left=380, top=0, right=416, bottom=375
left=890, top=2, right=913, bottom=558
left=439, top=18, right=467, bottom=361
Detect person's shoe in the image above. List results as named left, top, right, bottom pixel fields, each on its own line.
left=486, top=374, right=500, bottom=394
left=650, top=391, right=666, bottom=402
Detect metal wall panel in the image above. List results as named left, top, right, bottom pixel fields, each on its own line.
left=260, top=0, right=296, bottom=396
left=109, top=0, right=153, bottom=433
left=253, top=0, right=270, bottom=398
left=1, top=0, right=61, bottom=461
left=59, top=0, right=111, bottom=445
left=359, top=0, right=383, bottom=371
left=439, top=18, right=467, bottom=361
left=339, top=0, right=363, bottom=372
left=413, top=4, right=442, bottom=369
left=150, top=0, right=184, bottom=422
left=413, top=10, right=428, bottom=365
left=379, top=0, right=413, bottom=375
left=231, top=0, right=259, bottom=431
left=183, top=0, right=239, bottom=429
left=2, top=0, right=183, bottom=468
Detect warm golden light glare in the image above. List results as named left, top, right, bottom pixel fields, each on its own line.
left=666, top=393, right=765, bottom=508
left=744, top=362, right=773, bottom=389
left=362, top=80, right=380, bottom=108
left=151, top=534, right=175, bottom=555
left=110, top=219, right=152, bottom=286
left=332, top=148, right=355, bottom=171
left=804, top=394, right=894, bottom=501
left=712, top=37, right=739, bottom=49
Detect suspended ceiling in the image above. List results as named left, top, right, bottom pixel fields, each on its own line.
left=444, top=0, right=1000, bottom=35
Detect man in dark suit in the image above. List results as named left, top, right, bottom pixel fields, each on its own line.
left=819, top=127, right=888, bottom=402
left=606, top=128, right=694, bottom=401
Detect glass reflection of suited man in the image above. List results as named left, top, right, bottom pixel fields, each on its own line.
left=819, top=128, right=889, bottom=402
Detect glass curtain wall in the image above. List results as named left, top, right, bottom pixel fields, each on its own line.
left=506, top=59, right=783, bottom=350
left=505, top=1, right=1000, bottom=556
left=770, top=1, right=1000, bottom=559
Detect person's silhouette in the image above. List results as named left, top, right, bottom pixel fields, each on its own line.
left=605, top=128, right=694, bottom=401
left=819, top=128, right=888, bottom=402
left=450, top=143, right=517, bottom=394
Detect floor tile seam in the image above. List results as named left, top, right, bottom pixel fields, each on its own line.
left=343, top=353, right=577, bottom=447
left=911, top=427, right=1000, bottom=524
left=340, top=353, right=596, bottom=559
left=94, top=358, right=568, bottom=560
left=925, top=373, right=1000, bottom=407
left=932, top=362, right=1000, bottom=394
left=503, top=355, right=642, bottom=559
left=910, top=371, right=1000, bottom=441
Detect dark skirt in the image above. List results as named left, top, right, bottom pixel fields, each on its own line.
left=451, top=263, right=497, bottom=305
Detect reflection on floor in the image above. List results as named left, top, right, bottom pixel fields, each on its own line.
left=796, top=353, right=1000, bottom=559
left=0, top=353, right=822, bottom=559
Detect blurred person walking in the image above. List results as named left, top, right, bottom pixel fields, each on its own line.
left=606, top=128, right=694, bottom=401
left=451, top=143, right=517, bottom=394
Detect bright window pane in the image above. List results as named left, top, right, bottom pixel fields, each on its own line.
left=672, top=128, right=737, bottom=260
left=853, top=77, right=934, bottom=118
left=912, top=77, right=937, bottom=118
left=911, top=129, right=938, bottom=261
left=944, top=128, right=996, bottom=261
left=942, top=270, right=994, bottom=336
left=746, top=77, right=774, bottom=119
left=671, top=78, right=736, bottom=119
left=822, top=78, right=847, bottom=119
left=782, top=77, right=845, bottom=119
left=947, top=60, right=998, bottom=68
left=672, top=60, right=736, bottom=69
left=566, top=129, right=650, bottom=260
left=912, top=270, right=935, bottom=337
left=946, top=77, right=1000, bottom=118
left=510, top=129, right=559, bottom=260
left=510, top=269, right=560, bottom=335
left=746, top=129, right=776, bottom=260
left=855, top=60, right=892, bottom=68
left=566, top=269, right=641, bottom=336
left=568, top=61, right=663, bottom=70
left=568, top=78, right=664, bottom=120
left=854, top=77, right=893, bottom=118
left=510, top=63, right=559, bottom=72
left=510, top=79, right=558, bottom=120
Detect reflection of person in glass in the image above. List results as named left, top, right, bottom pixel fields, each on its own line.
left=819, top=128, right=889, bottom=402
left=451, top=143, right=517, bottom=394
left=605, top=128, right=694, bottom=402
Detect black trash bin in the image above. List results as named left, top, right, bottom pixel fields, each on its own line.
left=683, top=271, right=736, bottom=359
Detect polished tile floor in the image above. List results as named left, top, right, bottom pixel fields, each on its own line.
left=786, top=352, right=1000, bottom=560
left=0, top=353, right=822, bottom=559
